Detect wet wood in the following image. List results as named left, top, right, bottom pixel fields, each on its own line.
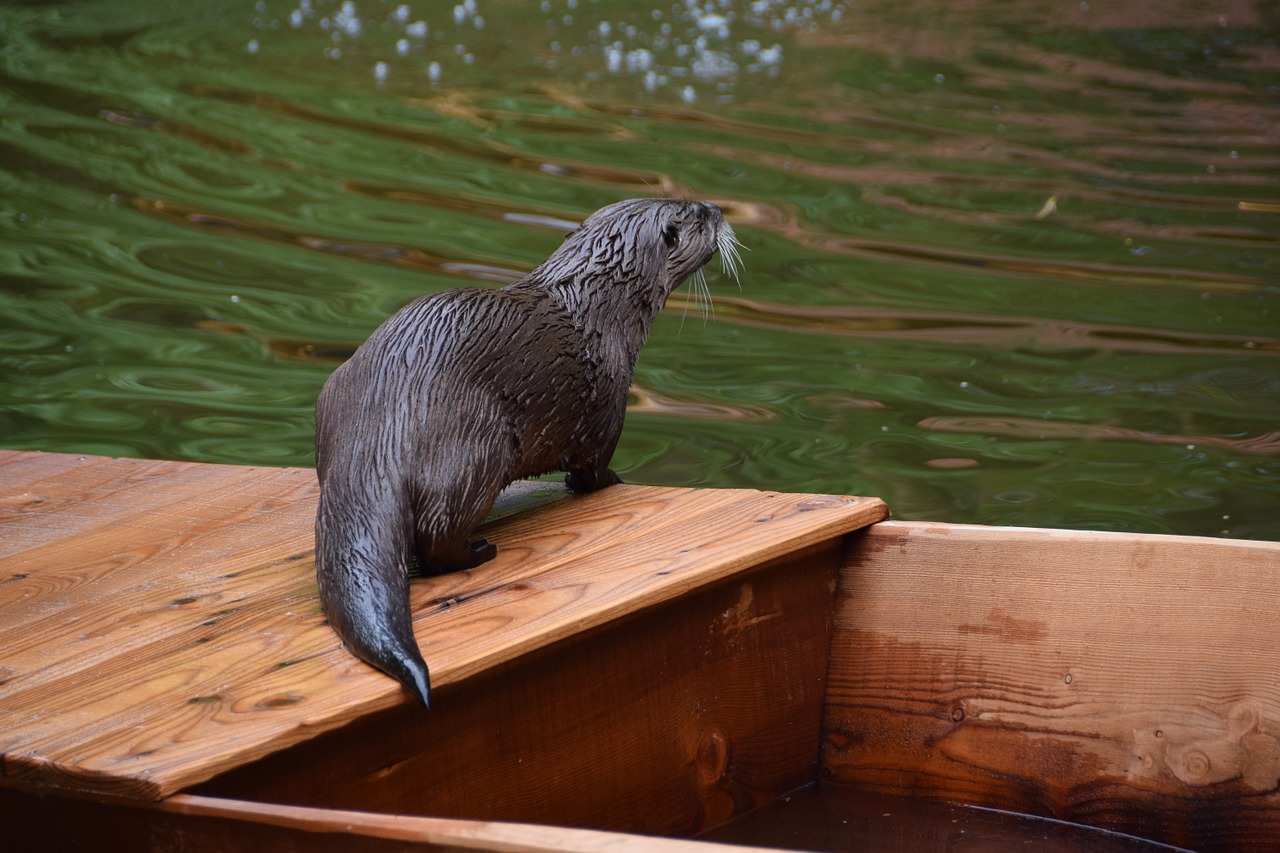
left=824, top=520, right=1280, bottom=853
left=0, top=450, right=886, bottom=803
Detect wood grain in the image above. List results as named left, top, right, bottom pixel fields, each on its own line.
left=0, top=451, right=886, bottom=801
left=195, top=544, right=841, bottom=836
left=3, top=787, right=791, bottom=853
left=823, top=520, right=1280, bottom=852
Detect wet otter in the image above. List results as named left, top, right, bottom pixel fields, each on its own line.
left=314, top=198, right=741, bottom=707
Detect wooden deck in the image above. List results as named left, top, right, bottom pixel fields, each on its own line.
left=0, top=450, right=886, bottom=803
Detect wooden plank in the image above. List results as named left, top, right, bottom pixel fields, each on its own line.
left=0, top=465, right=318, bottom=682
left=2, top=787, right=786, bottom=852
left=0, top=452, right=886, bottom=801
left=193, top=544, right=842, bottom=836
left=823, top=520, right=1280, bottom=853
left=0, top=452, right=308, bottom=562
left=0, top=449, right=109, bottom=493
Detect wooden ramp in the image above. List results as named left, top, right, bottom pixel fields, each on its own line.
left=0, top=450, right=886, bottom=807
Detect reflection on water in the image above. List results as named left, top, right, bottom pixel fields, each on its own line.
left=0, top=0, right=1276, bottom=540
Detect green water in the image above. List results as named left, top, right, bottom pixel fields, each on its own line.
left=1, top=0, right=1277, bottom=540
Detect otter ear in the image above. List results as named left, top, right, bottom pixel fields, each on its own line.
left=661, top=223, right=678, bottom=248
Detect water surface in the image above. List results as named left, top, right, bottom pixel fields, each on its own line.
left=1, top=0, right=1277, bottom=539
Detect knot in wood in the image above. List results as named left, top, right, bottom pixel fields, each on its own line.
left=1181, top=749, right=1211, bottom=781
left=695, top=726, right=729, bottom=790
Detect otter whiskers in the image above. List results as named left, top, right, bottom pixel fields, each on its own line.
left=717, top=222, right=746, bottom=286
left=680, top=220, right=745, bottom=328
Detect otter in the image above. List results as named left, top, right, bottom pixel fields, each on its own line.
left=314, top=198, right=741, bottom=707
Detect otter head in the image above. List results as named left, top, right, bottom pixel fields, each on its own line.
left=572, top=198, right=738, bottom=297
left=524, top=199, right=742, bottom=361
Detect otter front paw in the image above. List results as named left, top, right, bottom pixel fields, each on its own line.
left=566, top=467, right=623, bottom=493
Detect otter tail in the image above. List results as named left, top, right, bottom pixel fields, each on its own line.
left=314, top=491, right=432, bottom=708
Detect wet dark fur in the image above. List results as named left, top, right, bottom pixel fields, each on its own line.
left=314, top=198, right=732, bottom=707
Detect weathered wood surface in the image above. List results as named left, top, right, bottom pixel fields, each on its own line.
left=4, top=787, right=788, bottom=853
left=0, top=450, right=886, bottom=802
left=824, top=520, right=1280, bottom=853
left=195, top=544, right=841, bottom=836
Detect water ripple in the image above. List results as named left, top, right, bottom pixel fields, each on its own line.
left=919, top=416, right=1280, bottom=456
left=668, top=293, right=1280, bottom=357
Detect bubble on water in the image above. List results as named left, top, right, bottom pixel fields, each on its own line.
left=335, top=2, right=362, bottom=37
left=271, top=0, right=850, bottom=100
left=695, top=13, right=730, bottom=39
left=692, top=50, right=737, bottom=80
left=246, top=39, right=259, bottom=54
left=373, top=61, right=388, bottom=81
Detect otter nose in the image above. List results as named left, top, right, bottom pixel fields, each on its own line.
left=699, top=201, right=722, bottom=217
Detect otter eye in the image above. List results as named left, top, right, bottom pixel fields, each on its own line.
left=662, top=224, right=678, bottom=247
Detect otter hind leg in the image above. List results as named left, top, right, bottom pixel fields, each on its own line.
left=468, top=537, right=498, bottom=563
left=411, top=470, right=506, bottom=574
left=422, top=534, right=497, bottom=572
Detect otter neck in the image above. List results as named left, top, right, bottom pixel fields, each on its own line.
left=512, top=263, right=671, bottom=375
